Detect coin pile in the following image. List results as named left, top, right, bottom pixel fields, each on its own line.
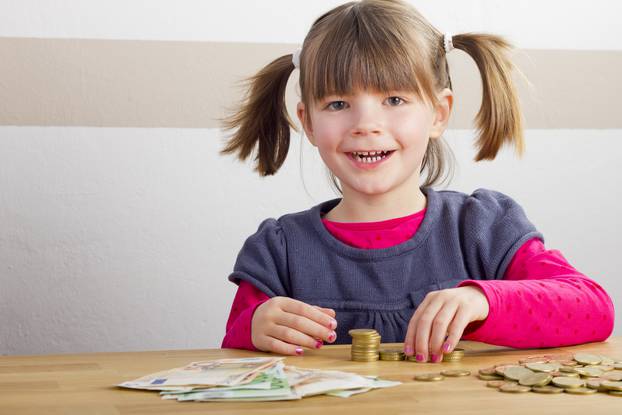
left=414, top=369, right=471, bottom=382
left=477, top=352, right=622, bottom=397
left=442, top=348, right=465, bottom=362
left=349, top=329, right=381, bottom=362
left=379, top=349, right=405, bottom=361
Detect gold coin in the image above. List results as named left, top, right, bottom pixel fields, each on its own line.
left=414, top=373, right=444, bottom=382
left=478, top=374, right=505, bottom=381
left=532, top=385, right=564, bottom=394
left=586, top=379, right=609, bottom=391
left=525, top=363, right=557, bottom=373
left=519, top=372, right=553, bottom=387
left=348, top=329, right=378, bottom=336
left=494, top=364, right=517, bottom=376
left=609, top=391, right=622, bottom=396
left=574, top=353, right=602, bottom=365
left=406, top=355, right=420, bottom=362
left=499, top=383, right=531, bottom=393
left=479, top=367, right=497, bottom=376
left=552, top=376, right=586, bottom=389
left=504, top=366, right=534, bottom=381
left=601, top=381, right=622, bottom=391
left=519, top=356, right=548, bottom=364
left=560, top=366, right=578, bottom=373
left=599, top=356, right=615, bottom=366
left=564, top=387, right=597, bottom=395
left=561, top=360, right=579, bottom=367
left=486, top=380, right=510, bottom=388
left=575, top=367, right=604, bottom=378
left=379, top=348, right=403, bottom=354
left=602, top=370, right=622, bottom=381
left=441, top=369, right=471, bottom=377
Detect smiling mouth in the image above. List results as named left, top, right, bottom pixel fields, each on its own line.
left=347, top=150, right=395, bottom=163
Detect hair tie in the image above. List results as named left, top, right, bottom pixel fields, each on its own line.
left=292, top=48, right=302, bottom=69
left=444, top=33, right=454, bottom=54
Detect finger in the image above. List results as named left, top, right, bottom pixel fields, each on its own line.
left=314, top=306, right=336, bottom=319
left=281, top=298, right=338, bottom=332
left=262, top=335, right=306, bottom=356
left=428, top=301, right=459, bottom=362
left=270, top=323, right=322, bottom=350
left=414, top=299, right=444, bottom=363
left=276, top=311, right=336, bottom=344
left=403, top=296, right=431, bottom=357
left=443, top=305, right=471, bottom=354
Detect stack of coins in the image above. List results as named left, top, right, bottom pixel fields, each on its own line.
left=349, top=329, right=381, bottom=362
left=476, top=352, right=622, bottom=397
left=379, top=349, right=405, bottom=361
left=442, top=347, right=465, bottom=362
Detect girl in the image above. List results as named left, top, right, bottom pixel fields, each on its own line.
left=218, top=0, right=614, bottom=363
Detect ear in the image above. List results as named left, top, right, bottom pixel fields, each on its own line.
left=429, top=88, right=453, bottom=139
left=296, top=102, right=316, bottom=146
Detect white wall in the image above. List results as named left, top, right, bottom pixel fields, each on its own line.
left=1, top=0, right=621, bottom=355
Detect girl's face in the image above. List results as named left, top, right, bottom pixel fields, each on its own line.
left=297, top=88, right=452, bottom=198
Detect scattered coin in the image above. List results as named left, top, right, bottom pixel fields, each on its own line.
left=486, top=380, right=510, bottom=388
left=478, top=373, right=504, bottom=381
left=499, top=383, right=531, bottom=393
left=575, top=367, right=604, bottom=378
left=565, top=387, right=597, bottom=395
left=525, top=363, right=557, bottom=373
left=504, top=366, right=534, bottom=381
left=552, top=377, right=586, bottom=389
left=441, top=369, right=471, bottom=377
left=601, top=381, right=622, bottom=392
left=532, top=385, right=564, bottom=394
left=602, top=370, right=622, bottom=381
left=574, top=353, right=602, bottom=365
left=414, top=373, right=444, bottom=382
left=519, top=372, right=553, bottom=387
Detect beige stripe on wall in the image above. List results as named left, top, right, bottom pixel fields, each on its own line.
left=0, top=37, right=620, bottom=129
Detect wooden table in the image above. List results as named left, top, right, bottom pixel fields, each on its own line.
left=1, top=338, right=621, bottom=414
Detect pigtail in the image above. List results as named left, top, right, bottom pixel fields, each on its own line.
left=219, top=54, right=297, bottom=176
left=452, top=33, right=524, bottom=160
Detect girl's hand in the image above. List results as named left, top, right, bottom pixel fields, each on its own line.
left=403, top=286, right=489, bottom=363
left=251, top=296, right=338, bottom=355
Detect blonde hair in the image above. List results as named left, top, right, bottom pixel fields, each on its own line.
left=220, top=0, right=524, bottom=191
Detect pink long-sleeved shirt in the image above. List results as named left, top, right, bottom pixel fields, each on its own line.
left=222, top=208, right=614, bottom=350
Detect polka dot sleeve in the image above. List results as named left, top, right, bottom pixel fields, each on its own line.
left=458, top=238, right=615, bottom=348
left=221, top=280, right=269, bottom=350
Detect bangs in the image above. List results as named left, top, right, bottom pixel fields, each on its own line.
left=302, top=3, right=437, bottom=106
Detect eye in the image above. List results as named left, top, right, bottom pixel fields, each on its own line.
left=326, top=101, right=347, bottom=111
left=387, top=96, right=406, bottom=106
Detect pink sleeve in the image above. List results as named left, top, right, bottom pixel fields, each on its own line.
left=221, top=280, right=270, bottom=351
left=458, top=238, right=615, bottom=348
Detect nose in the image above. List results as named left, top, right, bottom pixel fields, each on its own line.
left=350, top=103, right=383, bottom=137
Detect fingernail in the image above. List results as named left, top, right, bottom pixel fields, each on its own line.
left=327, top=332, right=336, bottom=342
left=431, top=354, right=440, bottom=363
left=295, top=347, right=304, bottom=356
left=415, top=353, right=425, bottom=362
left=328, top=318, right=337, bottom=330
left=404, top=345, right=414, bottom=356
left=315, top=340, right=323, bottom=349
left=442, top=342, right=451, bottom=352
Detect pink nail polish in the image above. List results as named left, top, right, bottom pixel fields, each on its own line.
left=327, top=332, right=336, bottom=342
left=329, top=319, right=337, bottom=330
left=295, top=347, right=304, bottom=356
left=442, top=342, right=451, bottom=352
left=315, top=340, right=323, bottom=349
left=404, top=345, right=414, bottom=356
left=431, top=354, right=439, bottom=363
left=415, top=353, right=425, bottom=362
